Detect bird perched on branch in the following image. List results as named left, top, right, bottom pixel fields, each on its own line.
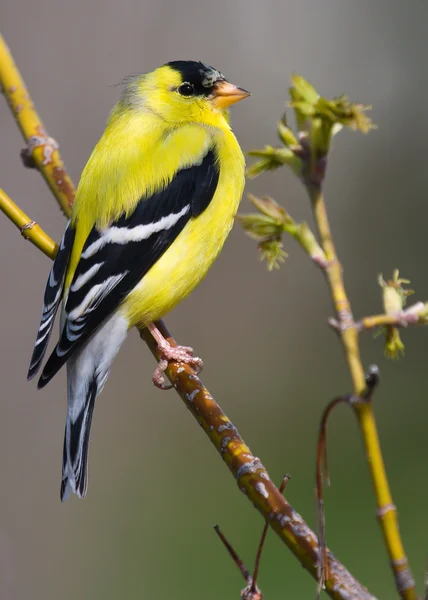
left=27, top=60, right=249, bottom=501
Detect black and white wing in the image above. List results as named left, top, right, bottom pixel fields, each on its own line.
left=27, top=222, right=76, bottom=380
left=38, top=149, right=219, bottom=388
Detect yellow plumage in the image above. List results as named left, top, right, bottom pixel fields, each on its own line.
left=29, top=60, right=249, bottom=500
left=66, top=64, right=246, bottom=325
left=125, top=125, right=244, bottom=326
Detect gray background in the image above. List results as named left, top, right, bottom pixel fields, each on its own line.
left=1, top=1, right=428, bottom=598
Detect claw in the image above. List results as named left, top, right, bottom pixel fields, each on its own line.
left=147, top=322, right=203, bottom=390
left=153, top=359, right=173, bottom=390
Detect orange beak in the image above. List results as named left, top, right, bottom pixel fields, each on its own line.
left=212, top=81, right=251, bottom=109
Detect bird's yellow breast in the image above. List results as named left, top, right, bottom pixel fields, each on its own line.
left=66, top=105, right=245, bottom=325
left=123, top=126, right=245, bottom=327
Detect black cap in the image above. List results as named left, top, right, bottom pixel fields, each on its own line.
left=165, top=60, right=225, bottom=96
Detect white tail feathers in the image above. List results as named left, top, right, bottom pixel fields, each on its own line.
left=60, top=312, right=128, bottom=501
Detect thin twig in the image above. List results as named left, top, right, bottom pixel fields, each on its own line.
left=357, top=303, right=427, bottom=331
left=214, top=525, right=252, bottom=584
left=214, top=526, right=263, bottom=600
left=0, top=36, right=377, bottom=600
left=315, top=367, right=380, bottom=597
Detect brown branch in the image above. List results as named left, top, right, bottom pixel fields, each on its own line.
left=0, top=35, right=377, bottom=600
left=141, top=324, right=376, bottom=600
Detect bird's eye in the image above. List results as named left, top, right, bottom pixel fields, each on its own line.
left=178, top=83, right=195, bottom=97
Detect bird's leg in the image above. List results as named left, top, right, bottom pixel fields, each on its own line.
left=147, top=322, right=203, bottom=390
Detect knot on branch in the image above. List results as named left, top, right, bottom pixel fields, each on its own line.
left=21, top=134, right=59, bottom=168
left=20, top=219, right=36, bottom=237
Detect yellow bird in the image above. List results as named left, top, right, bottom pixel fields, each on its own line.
left=27, top=60, right=249, bottom=500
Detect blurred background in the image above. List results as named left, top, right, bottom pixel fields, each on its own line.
left=1, top=1, right=428, bottom=598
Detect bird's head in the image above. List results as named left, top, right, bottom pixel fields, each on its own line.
left=122, top=60, right=250, bottom=127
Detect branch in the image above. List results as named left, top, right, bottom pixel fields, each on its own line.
left=0, top=37, right=377, bottom=599
left=308, top=183, right=417, bottom=599
left=0, top=35, right=74, bottom=217
left=0, top=187, right=58, bottom=259
left=357, top=302, right=428, bottom=331
left=146, top=324, right=377, bottom=600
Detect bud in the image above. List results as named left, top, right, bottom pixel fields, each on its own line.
left=277, top=113, right=299, bottom=148
left=246, top=146, right=303, bottom=179
left=378, top=270, right=414, bottom=359
left=288, top=75, right=375, bottom=157
left=237, top=194, right=288, bottom=242
left=237, top=195, right=290, bottom=271
left=378, top=270, right=414, bottom=314
left=258, top=238, right=287, bottom=271
left=248, top=193, right=289, bottom=223
left=384, top=328, right=405, bottom=360
left=420, top=303, right=428, bottom=324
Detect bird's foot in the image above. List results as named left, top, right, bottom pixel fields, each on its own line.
left=148, top=323, right=203, bottom=390
left=152, top=358, right=173, bottom=390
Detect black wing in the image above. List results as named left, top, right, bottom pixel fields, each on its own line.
left=38, top=149, right=219, bottom=388
left=28, top=222, right=76, bottom=380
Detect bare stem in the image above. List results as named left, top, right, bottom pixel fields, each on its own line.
left=308, top=183, right=417, bottom=600
left=316, top=395, right=352, bottom=592
left=214, top=525, right=252, bottom=584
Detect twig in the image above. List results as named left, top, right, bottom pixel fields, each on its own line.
left=214, top=526, right=263, bottom=600
left=357, top=303, right=427, bottom=331
left=308, top=182, right=417, bottom=600
left=0, top=187, right=58, bottom=259
left=0, top=36, right=377, bottom=600
left=316, top=394, right=351, bottom=594
left=315, top=366, right=381, bottom=596
left=214, top=525, right=252, bottom=585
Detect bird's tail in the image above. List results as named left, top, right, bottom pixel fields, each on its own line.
left=60, top=313, right=128, bottom=501
left=61, top=378, right=97, bottom=501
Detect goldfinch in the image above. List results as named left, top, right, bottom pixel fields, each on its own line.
left=27, top=61, right=249, bottom=501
